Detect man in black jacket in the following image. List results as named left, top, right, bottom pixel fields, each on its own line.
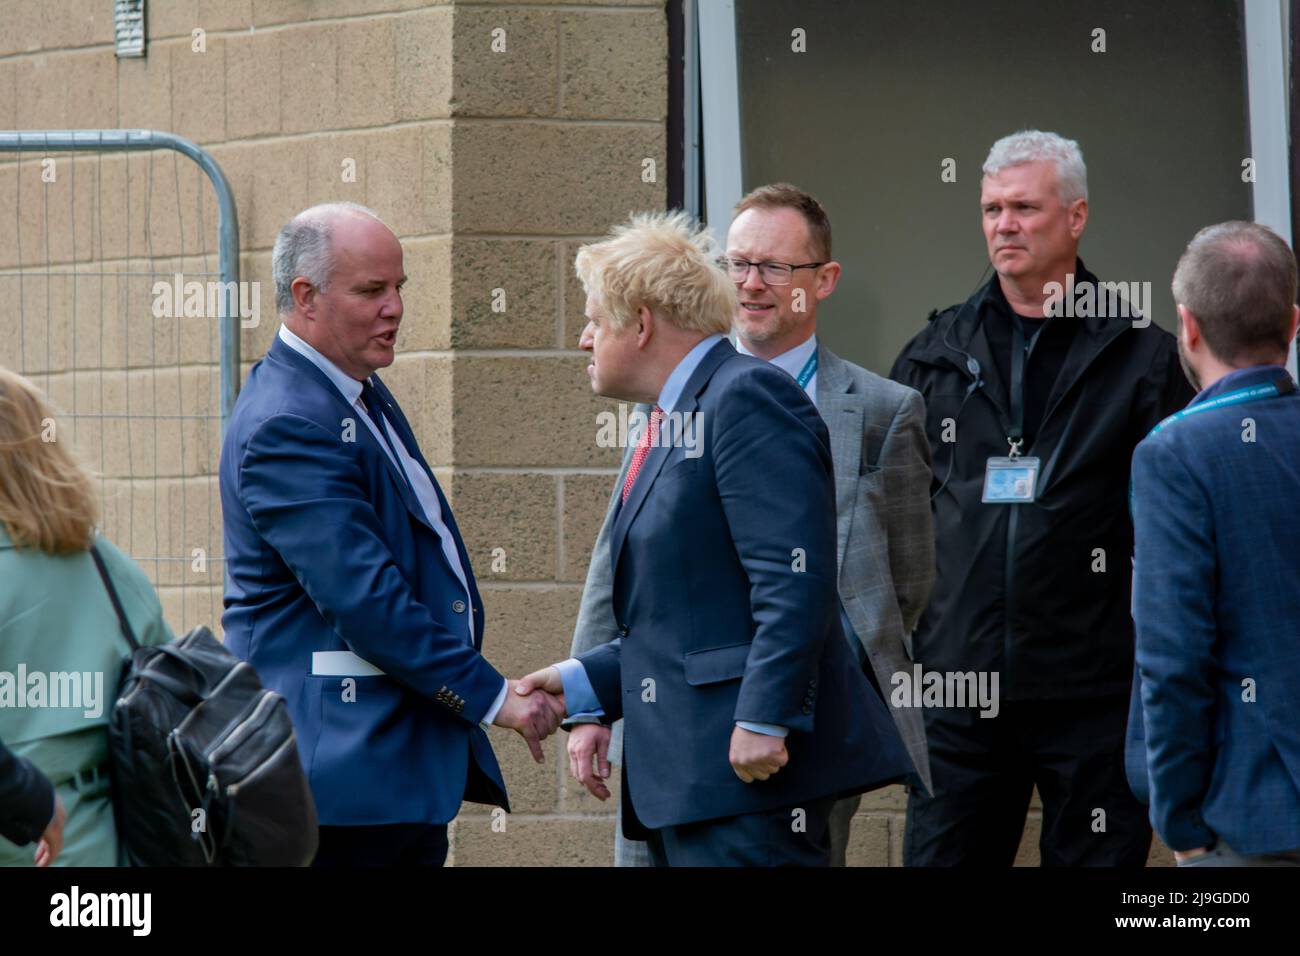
left=890, top=130, right=1195, bottom=866
left=0, top=737, right=64, bottom=866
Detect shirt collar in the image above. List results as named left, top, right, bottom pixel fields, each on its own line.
left=278, top=323, right=366, bottom=405
left=1192, top=363, right=1294, bottom=405
left=657, top=334, right=725, bottom=415
left=984, top=257, right=1093, bottom=321
left=736, top=333, right=818, bottom=383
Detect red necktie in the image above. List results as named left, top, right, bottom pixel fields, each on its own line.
left=621, top=405, right=664, bottom=503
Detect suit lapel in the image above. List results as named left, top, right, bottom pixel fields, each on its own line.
left=609, top=340, right=733, bottom=578
left=268, top=339, right=434, bottom=536
left=358, top=379, right=440, bottom=537
left=816, top=344, right=864, bottom=569
left=268, top=342, right=482, bottom=638
left=369, top=374, right=482, bottom=623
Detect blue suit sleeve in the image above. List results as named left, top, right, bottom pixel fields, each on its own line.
left=576, top=639, right=623, bottom=724
left=238, top=413, right=505, bottom=725
left=1131, top=434, right=1218, bottom=851
left=713, top=367, right=840, bottom=733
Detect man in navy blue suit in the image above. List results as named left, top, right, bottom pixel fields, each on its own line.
left=518, top=212, right=912, bottom=865
left=220, top=202, right=565, bottom=867
left=1129, top=221, right=1300, bottom=866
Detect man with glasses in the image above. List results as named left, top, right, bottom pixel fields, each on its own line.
left=566, top=185, right=935, bottom=866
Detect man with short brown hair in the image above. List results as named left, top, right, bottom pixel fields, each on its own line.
left=1129, top=221, right=1300, bottom=867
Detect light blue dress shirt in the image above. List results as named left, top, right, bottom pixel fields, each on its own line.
left=277, top=325, right=509, bottom=726
left=735, top=332, right=818, bottom=402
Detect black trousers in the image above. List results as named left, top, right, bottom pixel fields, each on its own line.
left=904, top=694, right=1151, bottom=867
left=312, top=823, right=449, bottom=868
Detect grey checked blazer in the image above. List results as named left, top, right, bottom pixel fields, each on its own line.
left=815, top=342, right=934, bottom=794
left=567, top=342, right=936, bottom=838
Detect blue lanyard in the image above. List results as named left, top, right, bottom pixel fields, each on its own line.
left=796, top=350, right=819, bottom=388
left=1147, top=380, right=1292, bottom=437
left=1130, top=377, right=1294, bottom=518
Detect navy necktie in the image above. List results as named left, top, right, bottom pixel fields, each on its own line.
left=360, top=379, right=410, bottom=488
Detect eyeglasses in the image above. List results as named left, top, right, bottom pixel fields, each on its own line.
left=722, top=257, right=825, bottom=286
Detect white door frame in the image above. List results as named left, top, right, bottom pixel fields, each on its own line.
left=698, top=0, right=1295, bottom=374
left=1245, top=0, right=1295, bottom=378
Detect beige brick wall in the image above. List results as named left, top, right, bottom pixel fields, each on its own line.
left=433, top=0, right=664, bottom=866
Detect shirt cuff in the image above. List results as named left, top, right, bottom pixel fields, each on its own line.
left=555, top=658, right=604, bottom=718
left=480, top=678, right=510, bottom=730
left=737, top=720, right=788, bottom=737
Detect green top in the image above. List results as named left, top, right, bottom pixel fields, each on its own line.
left=0, top=525, right=172, bottom=865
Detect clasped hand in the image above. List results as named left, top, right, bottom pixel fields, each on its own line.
left=566, top=721, right=790, bottom=800
left=492, top=667, right=567, bottom=763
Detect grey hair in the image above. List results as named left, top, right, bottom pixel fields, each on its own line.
left=272, top=201, right=382, bottom=314
left=982, top=129, right=1088, bottom=204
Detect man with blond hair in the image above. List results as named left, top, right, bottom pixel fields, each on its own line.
left=516, top=212, right=911, bottom=866
left=567, top=185, right=934, bottom=868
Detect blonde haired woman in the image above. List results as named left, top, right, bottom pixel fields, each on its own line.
left=0, top=368, right=171, bottom=866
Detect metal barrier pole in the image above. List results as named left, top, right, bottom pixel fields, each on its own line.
left=0, top=128, right=242, bottom=434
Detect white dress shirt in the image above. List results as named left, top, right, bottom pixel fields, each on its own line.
left=277, top=324, right=509, bottom=726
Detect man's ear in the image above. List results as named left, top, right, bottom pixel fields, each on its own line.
left=636, top=305, right=655, bottom=349
left=1289, top=304, right=1300, bottom=345
left=1177, top=303, right=1201, bottom=350
left=816, top=261, right=842, bottom=302
left=291, top=276, right=317, bottom=315
left=1068, top=198, right=1088, bottom=240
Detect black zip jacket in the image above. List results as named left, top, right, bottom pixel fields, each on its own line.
left=889, top=263, right=1196, bottom=700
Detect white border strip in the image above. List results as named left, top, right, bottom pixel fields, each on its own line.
left=698, top=0, right=743, bottom=247
left=1244, top=0, right=1295, bottom=377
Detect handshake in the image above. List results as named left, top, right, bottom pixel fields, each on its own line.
left=489, top=664, right=788, bottom=799
left=489, top=666, right=568, bottom=764
left=487, top=665, right=614, bottom=800
left=488, top=665, right=613, bottom=801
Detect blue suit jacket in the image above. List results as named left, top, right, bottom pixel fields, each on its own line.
left=578, top=339, right=912, bottom=830
left=220, top=336, right=508, bottom=826
left=1127, top=364, right=1300, bottom=853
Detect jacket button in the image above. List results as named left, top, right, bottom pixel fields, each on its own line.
left=802, top=705, right=813, bottom=715
left=618, top=624, right=630, bottom=637
left=452, top=599, right=467, bottom=613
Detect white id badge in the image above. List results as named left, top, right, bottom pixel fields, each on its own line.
left=982, top=456, right=1040, bottom=503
